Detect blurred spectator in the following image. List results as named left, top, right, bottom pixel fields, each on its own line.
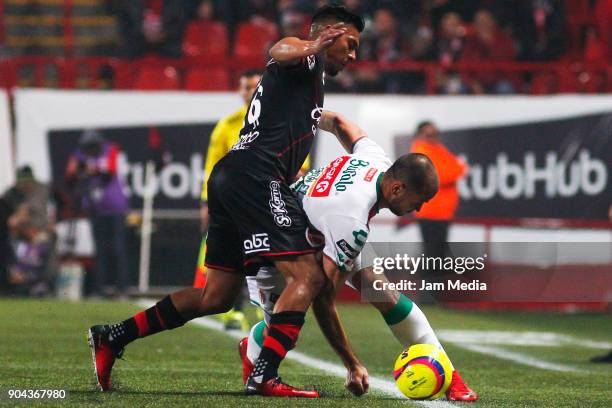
left=410, top=121, right=467, bottom=261
left=277, top=0, right=315, bottom=14
left=117, top=0, right=187, bottom=58
left=343, top=0, right=368, bottom=20
left=219, top=0, right=276, bottom=32
left=512, top=0, right=566, bottom=61
left=353, top=8, right=417, bottom=93
left=65, top=130, right=129, bottom=297
left=0, top=197, right=10, bottom=291
left=437, top=12, right=467, bottom=66
left=193, top=0, right=216, bottom=21
left=461, top=9, right=517, bottom=94
left=411, top=10, right=435, bottom=61
left=427, top=0, right=482, bottom=33
left=360, top=8, right=409, bottom=62
left=592, top=0, right=612, bottom=62
left=2, top=166, right=51, bottom=233
left=7, top=205, right=52, bottom=296
left=2, top=166, right=54, bottom=296
left=280, top=9, right=309, bottom=38
left=434, top=12, right=469, bottom=94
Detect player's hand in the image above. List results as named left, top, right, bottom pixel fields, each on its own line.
left=345, top=363, right=369, bottom=396
left=313, top=23, right=347, bottom=52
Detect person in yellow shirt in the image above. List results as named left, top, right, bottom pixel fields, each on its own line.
left=194, top=70, right=261, bottom=330
left=194, top=69, right=310, bottom=329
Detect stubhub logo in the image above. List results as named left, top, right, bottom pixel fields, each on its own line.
left=459, top=149, right=608, bottom=200
left=118, top=153, right=205, bottom=200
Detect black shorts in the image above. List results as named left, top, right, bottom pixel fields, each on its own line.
left=204, top=152, right=318, bottom=275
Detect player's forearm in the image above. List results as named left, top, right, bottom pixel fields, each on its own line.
left=313, top=286, right=361, bottom=368
left=320, top=111, right=368, bottom=153
left=269, top=37, right=320, bottom=66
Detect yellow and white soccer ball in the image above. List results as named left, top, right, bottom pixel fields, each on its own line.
left=394, top=344, right=453, bottom=400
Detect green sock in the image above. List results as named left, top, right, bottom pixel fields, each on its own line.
left=381, top=293, right=414, bottom=325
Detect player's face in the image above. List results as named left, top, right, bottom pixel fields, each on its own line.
left=387, top=185, right=430, bottom=216
left=324, top=25, right=360, bottom=77
left=238, top=75, right=262, bottom=105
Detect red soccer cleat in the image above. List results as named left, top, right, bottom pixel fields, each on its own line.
left=245, top=376, right=320, bottom=398
left=87, top=325, right=122, bottom=391
left=446, top=370, right=478, bottom=401
left=238, top=337, right=255, bottom=385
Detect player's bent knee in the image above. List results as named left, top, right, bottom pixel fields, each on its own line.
left=198, top=297, right=233, bottom=315
left=198, top=289, right=235, bottom=315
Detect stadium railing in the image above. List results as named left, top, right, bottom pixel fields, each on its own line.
left=1, top=56, right=611, bottom=94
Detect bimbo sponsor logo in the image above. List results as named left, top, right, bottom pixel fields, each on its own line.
left=311, top=156, right=350, bottom=197
left=459, top=149, right=608, bottom=200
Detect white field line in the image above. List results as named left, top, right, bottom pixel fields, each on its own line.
left=136, top=301, right=457, bottom=407
left=455, top=343, right=586, bottom=373
left=438, top=330, right=612, bottom=349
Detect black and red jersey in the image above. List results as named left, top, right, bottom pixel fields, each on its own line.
left=232, top=54, right=325, bottom=181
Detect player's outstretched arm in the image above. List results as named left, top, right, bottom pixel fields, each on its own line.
left=312, top=256, right=369, bottom=396
left=319, top=110, right=368, bottom=153
left=269, top=23, right=347, bottom=66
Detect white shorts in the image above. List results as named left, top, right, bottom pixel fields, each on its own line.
left=247, top=242, right=379, bottom=323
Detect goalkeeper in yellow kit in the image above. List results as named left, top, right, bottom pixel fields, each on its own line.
left=194, top=69, right=310, bottom=330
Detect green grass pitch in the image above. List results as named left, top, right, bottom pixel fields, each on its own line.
left=0, top=298, right=610, bottom=407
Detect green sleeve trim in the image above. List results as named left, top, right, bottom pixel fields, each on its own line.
left=252, top=320, right=267, bottom=347
left=381, top=293, right=414, bottom=326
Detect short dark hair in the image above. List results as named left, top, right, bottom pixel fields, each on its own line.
left=311, top=5, right=364, bottom=32
left=240, top=69, right=262, bottom=79
left=415, top=120, right=434, bottom=134
left=17, top=165, right=34, bottom=181
left=388, top=153, right=438, bottom=198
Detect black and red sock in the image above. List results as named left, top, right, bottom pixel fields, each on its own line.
left=107, top=296, right=186, bottom=351
left=251, top=311, right=305, bottom=382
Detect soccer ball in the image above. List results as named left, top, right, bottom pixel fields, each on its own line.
left=393, top=343, right=453, bottom=400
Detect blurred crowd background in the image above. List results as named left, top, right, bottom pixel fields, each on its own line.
left=1, top=0, right=611, bottom=94
left=1, top=1, right=611, bottom=299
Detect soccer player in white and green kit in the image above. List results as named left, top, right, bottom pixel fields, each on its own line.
left=240, top=110, right=478, bottom=401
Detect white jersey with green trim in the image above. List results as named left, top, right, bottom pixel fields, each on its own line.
left=291, top=137, right=392, bottom=272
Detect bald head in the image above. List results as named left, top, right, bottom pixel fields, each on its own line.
left=393, top=153, right=438, bottom=198
left=382, top=153, right=439, bottom=216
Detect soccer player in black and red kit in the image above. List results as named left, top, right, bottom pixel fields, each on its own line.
left=88, top=6, right=363, bottom=398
